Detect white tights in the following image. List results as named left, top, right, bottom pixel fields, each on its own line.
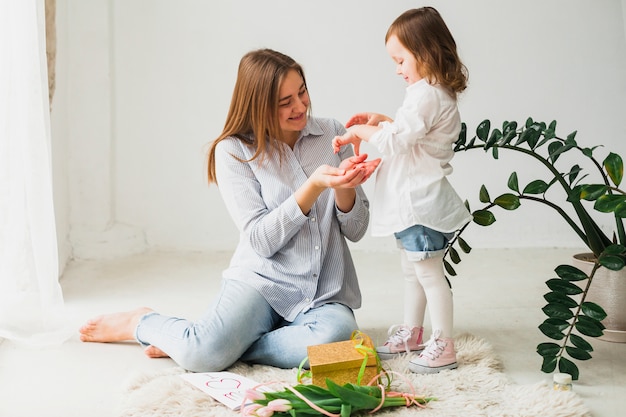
left=401, top=251, right=453, bottom=338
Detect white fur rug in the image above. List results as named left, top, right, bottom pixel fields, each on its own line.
left=117, top=333, right=590, bottom=417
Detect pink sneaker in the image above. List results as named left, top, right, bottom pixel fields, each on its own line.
left=376, top=325, right=424, bottom=360
left=408, top=330, right=457, bottom=374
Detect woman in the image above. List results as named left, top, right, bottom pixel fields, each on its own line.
left=79, top=48, right=380, bottom=372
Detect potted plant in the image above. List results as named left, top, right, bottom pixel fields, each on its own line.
left=444, top=117, right=626, bottom=380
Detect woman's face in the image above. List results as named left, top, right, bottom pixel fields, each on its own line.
left=278, top=69, right=310, bottom=139
left=386, top=34, right=423, bottom=85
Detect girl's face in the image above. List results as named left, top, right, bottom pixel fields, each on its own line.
left=386, top=34, right=423, bottom=85
left=278, top=69, right=310, bottom=141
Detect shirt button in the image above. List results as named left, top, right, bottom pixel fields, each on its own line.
left=305, top=298, right=311, bottom=302
left=313, top=274, right=318, bottom=278
left=314, top=246, right=319, bottom=250
left=311, top=217, right=316, bottom=222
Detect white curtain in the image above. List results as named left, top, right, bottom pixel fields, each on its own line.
left=0, top=0, right=71, bottom=346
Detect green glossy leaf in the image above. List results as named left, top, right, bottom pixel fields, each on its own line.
left=566, top=130, right=578, bottom=143
left=598, top=254, right=626, bottom=271
left=443, top=259, right=456, bottom=276
left=558, top=357, right=579, bottom=381
left=577, top=315, right=605, bottom=330
left=543, top=291, right=579, bottom=308
left=579, top=184, right=608, bottom=201
left=472, top=209, right=496, bottom=226
left=542, top=303, right=573, bottom=320
left=554, top=264, right=588, bottom=281
left=545, top=278, right=583, bottom=295
left=614, top=202, right=626, bottom=219
left=456, top=123, right=467, bottom=146
left=492, top=146, right=499, bottom=159
left=567, top=164, right=582, bottom=185
left=507, top=172, right=519, bottom=192
left=522, top=179, right=549, bottom=195
left=565, top=346, right=592, bottom=361
left=544, top=317, right=570, bottom=330
left=494, top=193, right=521, bottom=210
left=581, top=302, right=607, bottom=321
left=575, top=317, right=604, bottom=337
left=593, top=194, right=626, bottom=213
left=449, top=246, right=461, bottom=264
left=479, top=185, right=490, bottom=203
left=485, top=128, right=502, bottom=150
left=540, top=355, right=558, bottom=373
left=458, top=236, right=472, bottom=253
left=476, top=120, right=491, bottom=141
left=604, top=152, right=623, bottom=187
left=525, top=117, right=534, bottom=128
left=537, top=342, right=560, bottom=356
left=538, top=321, right=565, bottom=340
left=569, top=334, right=593, bottom=352
left=601, top=244, right=626, bottom=256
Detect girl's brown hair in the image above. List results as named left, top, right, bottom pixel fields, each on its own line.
left=207, top=49, right=308, bottom=184
left=386, top=7, right=468, bottom=95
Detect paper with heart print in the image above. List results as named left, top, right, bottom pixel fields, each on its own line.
left=180, top=371, right=265, bottom=410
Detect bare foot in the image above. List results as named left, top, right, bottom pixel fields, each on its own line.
left=79, top=307, right=153, bottom=343
left=144, top=345, right=170, bottom=358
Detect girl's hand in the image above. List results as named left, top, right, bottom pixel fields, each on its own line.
left=332, top=130, right=363, bottom=155
left=339, top=153, right=381, bottom=183
left=345, top=112, right=392, bottom=128
left=310, top=154, right=380, bottom=189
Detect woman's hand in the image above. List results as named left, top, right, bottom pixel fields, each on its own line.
left=345, top=112, right=392, bottom=128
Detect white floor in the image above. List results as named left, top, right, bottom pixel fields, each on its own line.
left=0, top=248, right=624, bottom=417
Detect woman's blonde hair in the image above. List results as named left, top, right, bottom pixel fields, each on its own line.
left=207, top=49, right=308, bottom=184
left=386, top=7, right=468, bottom=95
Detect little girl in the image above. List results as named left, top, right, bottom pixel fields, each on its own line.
left=332, top=7, right=471, bottom=374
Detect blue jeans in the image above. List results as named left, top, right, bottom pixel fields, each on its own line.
left=394, top=225, right=454, bottom=262
left=135, top=279, right=358, bottom=372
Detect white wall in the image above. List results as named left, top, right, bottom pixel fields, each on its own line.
left=52, top=0, right=626, bottom=259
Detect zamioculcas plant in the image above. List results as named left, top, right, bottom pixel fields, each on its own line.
left=443, top=117, right=625, bottom=380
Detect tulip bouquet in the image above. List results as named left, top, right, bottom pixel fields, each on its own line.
left=241, top=376, right=434, bottom=417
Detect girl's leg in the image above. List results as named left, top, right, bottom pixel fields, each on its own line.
left=400, top=250, right=427, bottom=328
left=411, top=256, right=453, bottom=338
left=240, top=302, right=358, bottom=368
left=136, top=279, right=280, bottom=372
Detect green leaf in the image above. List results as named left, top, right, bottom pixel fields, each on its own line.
left=614, top=202, right=626, bottom=219
left=579, top=184, right=608, bottom=201
left=565, top=346, right=592, bottom=361
left=542, top=303, right=573, bottom=320
left=493, top=193, right=521, bottom=210
left=569, top=334, right=593, bottom=352
left=456, top=123, right=467, bottom=146
left=485, top=128, right=503, bottom=150
left=443, top=259, right=457, bottom=276
left=507, top=172, right=519, bottom=192
left=598, top=254, right=626, bottom=271
left=537, top=342, right=560, bottom=356
left=567, top=165, right=582, bottom=185
left=325, top=380, right=381, bottom=410
left=593, top=194, right=626, bottom=213
left=544, top=317, right=570, bottom=331
left=604, top=152, right=623, bottom=187
left=545, top=278, right=583, bottom=295
left=476, top=119, right=491, bottom=141
left=555, top=264, right=588, bottom=281
left=581, top=301, right=607, bottom=321
left=472, top=209, right=496, bottom=226
left=449, top=246, right=461, bottom=264
left=575, top=316, right=605, bottom=337
left=543, top=291, right=579, bottom=308
left=558, top=357, right=579, bottom=381
left=538, top=321, right=565, bottom=340
left=540, top=355, right=558, bottom=373
left=479, top=185, right=490, bottom=203
left=458, top=236, right=472, bottom=253
left=522, top=179, right=549, bottom=195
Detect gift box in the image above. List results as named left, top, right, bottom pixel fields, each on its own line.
left=307, top=332, right=380, bottom=388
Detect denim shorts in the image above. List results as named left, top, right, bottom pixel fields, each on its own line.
left=394, top=224, right=454, bottom=262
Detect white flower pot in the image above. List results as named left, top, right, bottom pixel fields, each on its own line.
left=572, top=253, right=626, bottom=343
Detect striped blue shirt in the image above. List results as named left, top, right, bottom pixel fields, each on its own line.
left=215, top=117, right=370, bottom=321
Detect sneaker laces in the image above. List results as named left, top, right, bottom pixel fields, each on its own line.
left=385, top=325, right=413, bottom=352
left=419, top=329, right=446, bottom=360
